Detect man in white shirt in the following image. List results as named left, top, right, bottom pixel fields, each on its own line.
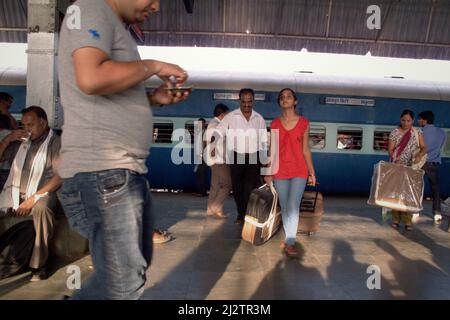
left=205, top=104, right=231, bottom=219
left=215, top=89, right=267, bottom=224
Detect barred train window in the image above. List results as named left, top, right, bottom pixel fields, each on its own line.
left=185, top=120, right=209, bottom=145
left=445, top=132, right=450, bottom=154
left=153, top=122, right=174, bottom=144
left=309, top=125, right=326, bottom=149
left=337, top=127, right=363, bottom=150
left=373, top=130, right=391, bottom=151
left=185, top=121, right=195, bottom=145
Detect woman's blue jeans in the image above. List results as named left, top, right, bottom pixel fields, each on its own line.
left=59, top=169, right=154, bottom=300
left=273, top=178, right=307, bottom=246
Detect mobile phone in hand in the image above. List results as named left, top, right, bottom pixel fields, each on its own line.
left=165, top=87, right=193, bottom=94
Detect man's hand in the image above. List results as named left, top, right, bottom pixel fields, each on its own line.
left=150, top=82, right=190, bottom=106
left=16, top=197, right=35, bottom=216
left=5, top=129, right=29, bottom=143
left=150, top=60, right=188, bottom=85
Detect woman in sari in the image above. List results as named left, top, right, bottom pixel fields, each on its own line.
left=388, top=109, right=427, bottom=231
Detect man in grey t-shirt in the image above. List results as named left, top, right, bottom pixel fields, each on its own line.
left=58, top=0, right=189, bottom=299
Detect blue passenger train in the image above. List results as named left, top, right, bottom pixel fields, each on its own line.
left=1, top=47, right=449, bottom=197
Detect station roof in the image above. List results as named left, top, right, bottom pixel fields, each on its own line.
left=1, top=0, right=449, bottom=60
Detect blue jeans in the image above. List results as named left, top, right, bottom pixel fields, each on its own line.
left=273, top=178, right=307, bottom=246
left=59, top=169, right=154, bottom=300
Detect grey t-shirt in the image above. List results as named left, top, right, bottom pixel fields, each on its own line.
left=58, top=0, right=153, bottom=178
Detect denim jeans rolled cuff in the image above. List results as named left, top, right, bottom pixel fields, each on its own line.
left=59, top=168, right=154, bottom=300
left=273, top=177, right=307, bottom=246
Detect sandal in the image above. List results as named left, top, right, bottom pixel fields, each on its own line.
left=391, top=222, right=400, bottom=230
left=405, top=224, right=413, bottom=232
left=153, top=230, right=172, bottom=244
left=154, top=229, right=171, bottom=236
left=285, top=245, right=298, bottom=257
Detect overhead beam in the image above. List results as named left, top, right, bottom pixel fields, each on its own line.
left=26, top=0, right=60, bottom=128
left=183, top=0, right=194, bottom=14
left=325, top=0, right=333, bottom=38
left=0, top=27, right=27, bottom=32
left=143, top=30, right=450, bottom=49
left=425, top=0, right=436, bottom=43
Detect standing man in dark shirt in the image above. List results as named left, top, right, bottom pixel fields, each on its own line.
left=0, top=106, right=61, bottom=281
left=418, top=111, right=446, bottom=224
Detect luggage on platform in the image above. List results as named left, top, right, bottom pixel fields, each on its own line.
left=368, top=161, right=424, bottom=212
left=298, top=190, right=324, bottom=235
left=242, top=184, right=281, bottom=246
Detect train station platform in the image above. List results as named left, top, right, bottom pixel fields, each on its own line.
left=0, top=193, right=449, bottom=300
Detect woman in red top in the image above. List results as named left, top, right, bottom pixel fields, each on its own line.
left=265, top=88, right=316, bottom=256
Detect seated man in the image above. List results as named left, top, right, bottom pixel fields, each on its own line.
left=0, top=106, right=61, bottom=281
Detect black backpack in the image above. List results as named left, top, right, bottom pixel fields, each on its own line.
left=0, top=220, right=36, bottom=279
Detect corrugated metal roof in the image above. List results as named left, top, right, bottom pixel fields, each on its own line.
left=0, top=0, right=27, bottom=42
left=1, top=0, right=449, bottom=60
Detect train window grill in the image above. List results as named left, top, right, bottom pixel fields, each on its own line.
left=445, top=132, right=450, bottom=154
left=153, top=122, right=174, bottom=144
left=185, top=120, right=208, bottom=145
left=309, top=126, right=326, bottom=149
left=337, top=127, right=363, bottom=150
left=185, top=121, right=195, bottom=144
left=373, top=130, right=390, bottom=151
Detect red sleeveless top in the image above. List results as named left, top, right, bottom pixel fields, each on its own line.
left=270, top=117, right=309, bottom=179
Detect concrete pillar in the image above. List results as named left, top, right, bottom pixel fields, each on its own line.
left=26, top=0, right=66, bottom=129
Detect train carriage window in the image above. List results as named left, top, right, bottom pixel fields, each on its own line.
left=153, top=122, right=174, bottom=144
left=185, top=120, right=209, bottom=145
left=445, top=131, right=450, bottom=154
left=373, top=130, right=391, bottom=151
left=309, top=125, right=326, bottom=149
left=185, top=121, right=195, bottom=144
left=337, top=127, right=363, bottom=150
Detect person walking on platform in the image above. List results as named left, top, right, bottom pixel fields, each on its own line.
left=388, top=109, right=427, bottom=231
left=264, top=88, right=316, bottom=257
left=205, top=104, right=231, bottom=219
left=215, top=88, right=267, bottom=225
left=193, top=118, right=209, bottom=197
left=418, top=111, right=446, bottom=224
left=57, top=0, right=189, bottom=299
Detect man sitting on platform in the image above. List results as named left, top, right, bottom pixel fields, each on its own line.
left=0, top=106, right=62, bottom=282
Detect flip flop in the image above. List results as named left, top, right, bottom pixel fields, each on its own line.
left=153, top=230, right=173, bottom=244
